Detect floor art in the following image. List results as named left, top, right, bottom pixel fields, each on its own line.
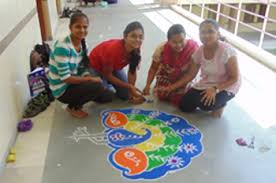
left=68, top=108, right=203, bottom=180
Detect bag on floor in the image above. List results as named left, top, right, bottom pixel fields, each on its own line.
left=34, top=42, right=51, bottom=67
left=29, top=44, right=54, bottom=101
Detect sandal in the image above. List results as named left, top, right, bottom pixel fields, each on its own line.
left=23, top=92, right=50, bottom=118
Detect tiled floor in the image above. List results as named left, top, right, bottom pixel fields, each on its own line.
left=1, top=0, right=276, bottom=183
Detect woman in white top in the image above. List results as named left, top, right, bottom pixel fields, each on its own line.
left=160, top=19, right=241, bottom=117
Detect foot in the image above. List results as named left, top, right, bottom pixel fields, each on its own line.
left=129, top=96, right=145, bottom=105
left=66, top=107, right=88, bottom=119
left=211, top=107, right=225, bottom=118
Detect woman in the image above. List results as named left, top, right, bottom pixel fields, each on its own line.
left=143, top=24, right=198, bottom=106
left=48, top=12, right=113, bottom=118
left=164, top=19, right=241, bottom=117
left=89, top=21, right=144, bottom=104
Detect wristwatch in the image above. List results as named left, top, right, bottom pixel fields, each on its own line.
left=213, top=86, right=220, bottom=94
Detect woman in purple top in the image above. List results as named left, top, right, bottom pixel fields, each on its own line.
left=160, top=19, right=241, bottom=118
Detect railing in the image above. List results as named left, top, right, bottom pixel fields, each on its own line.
left=177, top=0, right=276, bottom=52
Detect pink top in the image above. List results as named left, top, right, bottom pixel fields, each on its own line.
left=192, top=41, right=241, bottom=94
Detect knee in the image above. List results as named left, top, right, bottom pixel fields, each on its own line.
left=116, top=89, right=129, bottom=100
left=86, top=82, right=103, bottom=93
left=179, top=103, right=196, bottom=113
left=179, top=97, right=196, bottom=113
left=199, top=105, right=213, bottom=111
left=100, top=90, right=114, bottom=103
left=199, top=102, right=226, bottom=112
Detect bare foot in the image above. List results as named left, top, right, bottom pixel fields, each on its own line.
left=211, top=107, right=225, bottom=118
left=66, top=107, right=88, bottom=119
left=129, top=96, right=145, bottom=105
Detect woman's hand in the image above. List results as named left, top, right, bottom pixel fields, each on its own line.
left=129, top=85, right=143, bottom=98
left=128, top=85, right=145, bottom=104
left=84, top=76, right=102, bottom=83
left=143, top=85, right=151, bottom=95
left=157, top=85, right=174, bottom=97
left=200, top=87, right=216, bottom=106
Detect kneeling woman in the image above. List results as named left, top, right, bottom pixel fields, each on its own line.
left=143, top=24, right=198, bottom=106
left=48, top=13, right=113, bottom=118
left=89, top=21, right=144, bottom=104
left=176, top=19, right=241, bottom=117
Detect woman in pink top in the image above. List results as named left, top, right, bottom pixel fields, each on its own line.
left=161, top=19, right=241, bottom=117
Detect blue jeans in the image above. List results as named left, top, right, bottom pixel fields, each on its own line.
left=89, top=68, right=129, bottom=100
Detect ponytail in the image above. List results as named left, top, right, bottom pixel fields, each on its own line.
left=80, top=39, right=90, bottom=68
left=129, top=49, right=141, bottom=74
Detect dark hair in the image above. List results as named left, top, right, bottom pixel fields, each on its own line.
left=199, top=19, right=226, bottom=41
left=80, top=39, right=90, bottom=68
left=200, top=19, right=219, bottom=31
left=167, top=24, right=186, bottom=40
left=128, top=49, right=141, bottom=74
left=123, top=21, right=144, bottom=37
left=69, top=12, right=89, bottom=27
left=69, top=12, right=90, bottom=68
left=123, top=21, right=144, bottom=74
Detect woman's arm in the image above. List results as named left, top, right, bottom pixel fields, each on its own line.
left=102, top=66, right=131, bottom=89
left=54, top=45, right=100, bottom=84
left=158, top=60, right=200, bottom=95
left=143, top=61, right=160, bottom=94
left=128, top=69, right=144, bottom=97
left=63, top=75, right=101, bottom=84
left=170, top=60, right=200, bottom=91
left=128, top=69, right=136, bottom=85
left=199, top=56, right=239, bottom=106
left=216, top=56, right=239, bottom=91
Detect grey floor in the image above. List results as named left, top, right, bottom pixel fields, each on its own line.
left=41, top=1, right=276, bottom=183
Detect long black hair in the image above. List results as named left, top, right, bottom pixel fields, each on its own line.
left=167, top=24, right=186, bottom=40
left=123, top=21, right=144, bottom=74
left=199, top=19, right=226, bottom=41
left=70, top=12, right=90, bottom=67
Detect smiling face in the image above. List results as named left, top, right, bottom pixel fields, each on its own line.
left=199, top=22, right=220, bottom=47
left=168, top=33, right=186, bottom=53
left=69, top=16, right=89, bottom=41
left=124, top=28, right=144, bottom=50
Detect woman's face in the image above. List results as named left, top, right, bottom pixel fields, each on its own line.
left=70, top=17, right=89, bottom=40
left=168, top=33, right=186, bottom=53
left=199, top=23, right=219, bottom=46
left=124, top=28, right=144, bottom=50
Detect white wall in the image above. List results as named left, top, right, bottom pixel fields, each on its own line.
left=0, top=0, right=40, bottom=169
left=0, top=0, right=36, bottom=41
left=0, top=0, right=60, bottom=171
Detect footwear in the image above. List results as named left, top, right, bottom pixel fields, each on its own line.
left=66, top=107, right=88, bottom=119
left=23, top=92, right=49, bottom=118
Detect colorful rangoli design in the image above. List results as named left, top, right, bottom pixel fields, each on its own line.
left=101, top=108, right=203, bottom=180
